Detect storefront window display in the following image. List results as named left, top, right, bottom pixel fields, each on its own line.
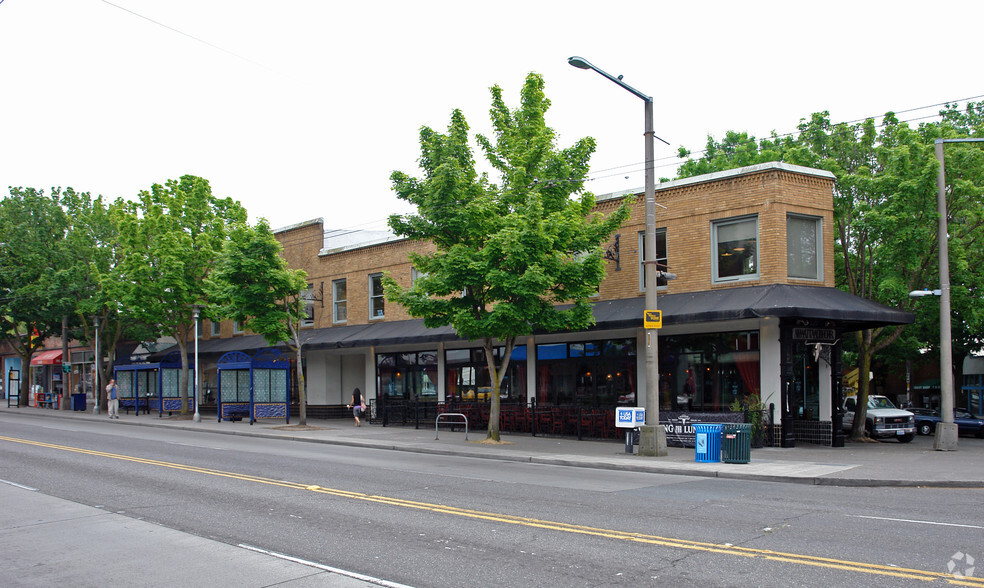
left=377, top=351, right=438, bottom=403
left=445, top=346, right=527, bottom=403
left=658, top=330, right=759, bottom=412
left=536, top=339, right=636, bottom=407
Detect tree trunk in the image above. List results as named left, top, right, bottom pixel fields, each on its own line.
left=850, top=329, right=873, bottom=440
left=295, top=343, right=307, bottom=426
left=176, top=333, right=190, bottom=415
left=484, top=337, right=515, bottom=442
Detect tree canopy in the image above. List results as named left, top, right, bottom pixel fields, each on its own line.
left=118, top=175, right=246, bottom=414
left=676, top=102, right=984, bottom=438
left=207, top=219, right=309, bottom=423
left=386, top=73, right=628, bottom=441
left=0, top=188, right=75, bottom=404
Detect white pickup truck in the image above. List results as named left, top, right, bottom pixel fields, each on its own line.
left=843, top=395, right=915, bottom=443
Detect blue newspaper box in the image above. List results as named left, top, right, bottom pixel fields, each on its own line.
left=693, top=423, right=723, bottom=463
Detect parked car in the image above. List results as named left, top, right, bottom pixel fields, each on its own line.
left=911, top=408, right=984, bottom=437
left=843, top=395, right=915, bottom=442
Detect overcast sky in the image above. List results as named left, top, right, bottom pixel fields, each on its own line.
left=2, top=1, right=981, bottom=232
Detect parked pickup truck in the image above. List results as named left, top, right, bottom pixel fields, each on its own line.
left=843, top=395, right=915, bottom=442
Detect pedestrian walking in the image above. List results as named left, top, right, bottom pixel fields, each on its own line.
left=106, top=379, right=119, bottom=419
left=347, top=387, right=364, bottom=427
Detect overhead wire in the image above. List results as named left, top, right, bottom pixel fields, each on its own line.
left=273, top=94, right=984, bottom=252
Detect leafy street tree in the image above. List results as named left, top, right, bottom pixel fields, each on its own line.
left=61, top=191, right=156, bottom=412
left=118, top=176, right=246, bottom=415
left=207, top=220, right=310, bottom=424
left=386, top=73, right=628, bottom=441
left=0, top=188, right=75, bottom=406
left=676, top=102, right=984, bottom=440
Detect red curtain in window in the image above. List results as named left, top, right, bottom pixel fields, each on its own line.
left=733, top=351, right=760, bottom=397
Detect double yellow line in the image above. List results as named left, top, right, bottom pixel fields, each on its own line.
left=3, top=434, right=982, bottom=585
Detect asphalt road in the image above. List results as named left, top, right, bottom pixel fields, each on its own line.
left=1, top=413, right=982, bottom=587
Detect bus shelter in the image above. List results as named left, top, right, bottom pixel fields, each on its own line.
left=217, top=348, right=290, bottom=424
left=114, top=351, right=194, bottom=416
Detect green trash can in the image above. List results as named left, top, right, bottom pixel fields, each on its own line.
left=722, top=423, right=751, bottom=464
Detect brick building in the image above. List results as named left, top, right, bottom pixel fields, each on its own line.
left=193, top=161, right=913, bottom=447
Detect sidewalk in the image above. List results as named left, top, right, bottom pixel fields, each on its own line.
left=4, top=404, right=984, bottom=488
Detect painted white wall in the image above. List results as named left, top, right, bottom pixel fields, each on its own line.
left=759, top=318, right=782, bottom=423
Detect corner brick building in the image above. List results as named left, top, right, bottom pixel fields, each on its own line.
left=193, top=161, right=912, bottom=447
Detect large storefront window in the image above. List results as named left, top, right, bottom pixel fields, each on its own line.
left=536, top=339, right=636, bottom=407
left=446, top=346, right=526, bottom=403
left=377, top=351, right=438, bottom=403
left=659, top=330, right=759, bottom=412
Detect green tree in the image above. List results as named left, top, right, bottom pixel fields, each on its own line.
left=118, top=176, right=246, bottom=415
left=675, top=102, right=984, bottom=439
left=207, top=220, right=310, bottom=424
left=386, top=73, right=628, bottom=441
left=0, top=188, right=75, bottom=405
left=61, top=191, right=156, bottom=411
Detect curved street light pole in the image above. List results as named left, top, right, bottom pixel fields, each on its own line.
left=568, top=56, right=668, bottom=456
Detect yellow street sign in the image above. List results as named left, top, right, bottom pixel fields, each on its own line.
left=644, top=310, right=662, bottom=329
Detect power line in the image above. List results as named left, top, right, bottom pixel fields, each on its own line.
left=98, top=0, right=275, bottom=73
left=275, top=94, right=984, bottom=253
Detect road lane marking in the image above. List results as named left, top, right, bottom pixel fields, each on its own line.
left=850, top=515, right=984, bottom=530
left=3, top=434, right=983, bottom=585
left=239, top=544, right=415, bottom=588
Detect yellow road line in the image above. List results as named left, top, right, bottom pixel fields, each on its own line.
left=3, top=434, right=981, bottom=585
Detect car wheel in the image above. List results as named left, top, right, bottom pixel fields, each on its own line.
left=976, top=428, right=984, bottom=439
left=918, top=422, right=934, bottom=436
left=865, top=421, right=874, bottom=438
left=898, top=433, right=914, bottom=443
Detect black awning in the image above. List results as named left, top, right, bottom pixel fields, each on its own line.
left=589, top=284, right=913, bottom=332
left=157, top=285, right=912, bottom=356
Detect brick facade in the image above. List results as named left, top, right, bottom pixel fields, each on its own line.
left=210, top=162, right=834, bottom=340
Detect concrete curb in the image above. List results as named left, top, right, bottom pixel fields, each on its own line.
left=7, top=407, right=984, bottom=488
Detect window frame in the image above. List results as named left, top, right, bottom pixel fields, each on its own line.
left=711, top=215, right=759, bottom=283
left=300, top=282, right=315, bottom=327
left=637, top=228, right=669, bottom=292
left=210, top=320, right=221, bottom=337
left=332, top=278, right=347, bottom=324
left=786, top=213, right=823, bottom=281
left=233, top=321, right=244, bottom=335
left=369, top=273, right=385, bottom=320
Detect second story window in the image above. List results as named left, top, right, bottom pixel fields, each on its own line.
left=787, top=214, right=822, bottom=280
left=301, top=282, right=315, bottom=327
left=210, top=321, right=221, bottom=337
left=637, top=229, right=668, bottom=291
left=332, top=279, right=347, bottom=323
left=712, top=215, right=758, bottom=283
left=233, top=321, right=244, bottom=334
left=369, top=273, right=385, bottom=319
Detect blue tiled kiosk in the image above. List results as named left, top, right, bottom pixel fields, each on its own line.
left=114, top=351, right=194, bottom=416
left=217, top=348, right=290, bottom=424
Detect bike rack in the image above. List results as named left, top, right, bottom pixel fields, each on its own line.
left=435, top=412, right=468, bottom=440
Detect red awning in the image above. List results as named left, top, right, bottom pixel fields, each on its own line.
left=31, top=350, right=63, bottom=366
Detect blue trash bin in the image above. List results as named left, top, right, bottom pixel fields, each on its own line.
left=693, top=423, right=723, bottom=463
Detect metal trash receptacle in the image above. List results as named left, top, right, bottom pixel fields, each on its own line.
left=722, top=423, right=751, bottom=463
left=71, top=393, right=87, bottom=411
left=693, top=423, right=722, bottom=463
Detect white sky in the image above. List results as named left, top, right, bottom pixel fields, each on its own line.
left=2, top=1, right=981, bottom=232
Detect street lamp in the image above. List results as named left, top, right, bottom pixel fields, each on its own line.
left=192, top=307, right=201, bottom=423
left=925, top=137, right=984, bottom=451
left=92, top=317, right=100, bottom=415
left=569, top=56, right=670, bottom=456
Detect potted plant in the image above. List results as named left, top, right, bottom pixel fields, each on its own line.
left=730, top=393, right=767, bottom=448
